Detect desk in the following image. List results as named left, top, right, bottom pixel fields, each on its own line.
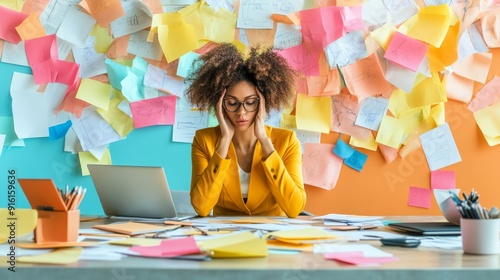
left=1, top=216, right=500, bottom=280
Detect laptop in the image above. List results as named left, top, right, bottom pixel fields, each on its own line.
left=388, top=222, right=461, bottom=236
left=88, top=164, right=196, bottom=220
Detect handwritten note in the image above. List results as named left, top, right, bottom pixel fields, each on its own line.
left=341, top=53, right=393, bottom=101
left=130, top=95, right=176, bottom=128
left=110, top=0, right=153, bottom=38
left=330, top=92, right=371, bottom=140
left=302, top=143, right=343, bottom=190
left=128, top=30, right=163, bottom=61
left=384, top=32, right=429, bottom=72
left=237, top=0, right=273, bottom=29
left=408, top=186, right=432, bottom=208
left=355, top=97, right=389, bottom=131
left=325, top=30, right=367, bottom=68
left=419, top=123, right=462, bottom=171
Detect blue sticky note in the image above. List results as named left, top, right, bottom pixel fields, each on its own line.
left=177, top=51, right=201, bottom=78
left=344, top=150, right=368, bottom=172
left=354, top=96, right=389, bottom=131
left=333, top=138, right=355, bottom=159
left=49, top=120, right=72, bottom=141
left=105, top=58, right=130, bottom=90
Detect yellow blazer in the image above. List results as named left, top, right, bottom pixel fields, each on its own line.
left=190, top=125, right=306, bottom=217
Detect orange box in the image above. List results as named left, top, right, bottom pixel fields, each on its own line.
left=35, top=210, right=79, bottom=243
left=18, top=179, right=80, bottom=243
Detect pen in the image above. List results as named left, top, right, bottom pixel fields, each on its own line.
left=192, top=226, right=209, bottom=236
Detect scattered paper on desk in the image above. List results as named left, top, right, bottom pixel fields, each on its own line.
left=314, top=244, right=393, bottom=258
left=265, top=227, right=339, bottom=242
left=0, top=208, right=37, bottom=243
left=216, top=217, right=284, bottom=224
left=15, top=242, right=99, bottom=249
left=92, top=222, right=177, bottom=235
left=313, top=214, right=383, bottom=223
left=108, top=238, right=161, bottom=247
left=431, top=170, right=456, bottom=189
left=130, top=236, right=200, bottom=257
left=18, top=247, right=82, bottom=264
left=324, top=251, right=399, bottom=265
left=408, top=186, right=432, bottom=208
left=267, top=239, right=314, bottom=252
left=198, top=231, right=267, bottom=258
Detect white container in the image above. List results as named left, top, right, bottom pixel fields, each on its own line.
left=461, top=218, right=500, bottom=255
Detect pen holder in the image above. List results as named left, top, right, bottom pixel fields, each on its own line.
left=461, top=218, right=500, bottom=255
left=35, top=210, right=80, bottom=243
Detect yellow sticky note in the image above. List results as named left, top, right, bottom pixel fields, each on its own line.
left=0, top=209, right=37, bottom=243
left=430, top=102, right=445, bottom=126
left=473, top=102, right=500, bottom=146
left=18, top=248, right=82, bottom=264
left=375, top=115, right=405, bottom=149
left=265, top=227, right=338, bottom=241
left=198, top=231, right=267, bottom=258
left=370, top=22, right=397, bottom=50
left=76, top=79, right=112, bottom=110
left=407, top=73, right=447, bottom=108
left=90, top=24, right=113, bottom=54
left=150, top=13, right=199, bottom=62
left=296, top=94, right=331, bottom=133
left=79, top=150, right=112, bottom=176
left=407, top=4, right=452, bottom=47
left=97, top=96, right=134, bottom=137
left=280, top=113, right=296, bottom=129
left=349, top=133, right=378, bottom=151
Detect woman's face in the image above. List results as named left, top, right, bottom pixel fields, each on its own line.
left=223, top=81, right=259, bottom=132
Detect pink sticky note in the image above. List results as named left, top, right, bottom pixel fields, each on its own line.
left=324, top=251, right=364, bottom=260
left=130, top=236, right=201, bottom=257
left=431, top=170, right=456, bottom=190
left=277, top=44, right=320, bottom=76
left=130, top=95, right=176, bottom=128
left=25, top=35, right=59, bottom=84
left=54, top=60, right=80, bottom=86
left=0, top=6, right=28, bottom=44
left=341, top=6, right=365, bottom=33
left=408, top=186, right=432, bottom=208
left=384, top=32, right=429, bottom=72
left=332, top=255, right=399, bottom=265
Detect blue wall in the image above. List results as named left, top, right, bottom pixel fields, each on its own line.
left=0, top=62, right=192, bottom=215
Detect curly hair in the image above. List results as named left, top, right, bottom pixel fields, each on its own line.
left=184, top=43, right=297, bottom=114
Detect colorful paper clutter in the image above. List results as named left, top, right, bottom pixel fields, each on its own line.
left=130, top=236, right=201, bottom=257
left=197, top=231, right=267, bottom=258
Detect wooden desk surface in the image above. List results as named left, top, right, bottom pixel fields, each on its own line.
left=1, top=216, right=500, bottom=280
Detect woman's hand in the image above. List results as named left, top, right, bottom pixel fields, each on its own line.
left=254, top=88, right=267, bottom=142
left=216, top=90, right=234, bottom=140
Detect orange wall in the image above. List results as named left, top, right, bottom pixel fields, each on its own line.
left=304, top=48, right=500, bottom=216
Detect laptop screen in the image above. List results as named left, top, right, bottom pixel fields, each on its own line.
left=88, top=164, right=179, bottom=219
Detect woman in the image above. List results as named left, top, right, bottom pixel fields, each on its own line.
left=185, top=43, right=306, bottom=217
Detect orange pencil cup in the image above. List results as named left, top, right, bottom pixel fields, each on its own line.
left=35, top=210, right=80, bottom=243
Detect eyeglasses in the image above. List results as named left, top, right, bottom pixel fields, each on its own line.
left=223, top=97, right=259, bottom=112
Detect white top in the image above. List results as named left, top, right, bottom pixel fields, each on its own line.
left=239, top=166, right=249, bottom=199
